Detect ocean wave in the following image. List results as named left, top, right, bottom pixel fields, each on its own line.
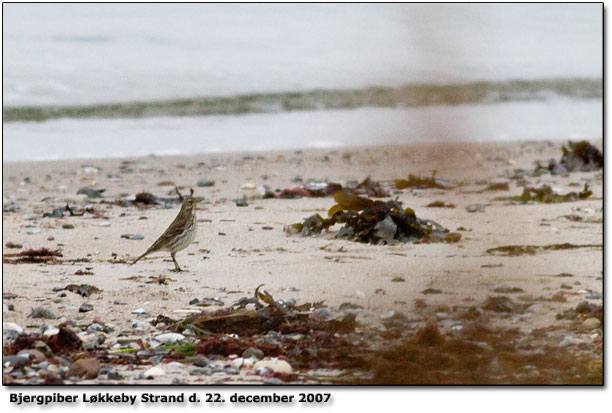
left=2, top=78, right=601, bottom=123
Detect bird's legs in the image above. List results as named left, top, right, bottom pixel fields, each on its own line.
left=170, top=252, right=183, bottom=272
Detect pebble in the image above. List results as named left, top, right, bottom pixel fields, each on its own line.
left=3, top=354, right=30, bottom=368
left=131, top=308, right=147, bottom=315
left=154, top=333, right=185, bottom=344
left=52, top=286, right=64, bottom=292
left=582, top=318, right=601, bottom=330
left=242, top=347, right=264, bottom=360
left=99, top=221, right=111, bottom=227
left=143, top=366, right=166, bottom=378
left=186, top=356, right=209, bottom=367
left=62, top=224, right=75, bottom=229
left=3, top=322, right=23, bottom=334
left=67, top=358, right=101, bottom=379
left=466, top=204, right=486, bottom=213
left=77, top=187, right=104, bottom=198
left=26, top=228, right=41, bottom=234
left=254, top=358, right=292, bottom=374
left=18, top=349, right=46, bottom=363
left=43, top=327, right=60, bottom=337
left=559, top=334, right=584, bottom=348
left=197, top=179, right=215, bottom=187
left=79, top=303, right=94, bottom=313
left=121, top=234, right=144, bottom=240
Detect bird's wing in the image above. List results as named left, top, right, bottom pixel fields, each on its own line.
left=143, top=214, right=190, bottom=253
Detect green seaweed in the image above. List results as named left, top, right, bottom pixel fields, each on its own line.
left=496, top=184, right=592, bottom=203
left=487, top=243, right=602, bottom=256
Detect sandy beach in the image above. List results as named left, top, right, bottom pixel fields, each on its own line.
left=2, top=139, right=603, bottom=384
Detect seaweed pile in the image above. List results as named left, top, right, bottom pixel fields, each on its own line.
left=160, top=286, right=363, bottom=372
left=533, top=140, right=603, bottom=175
left=3, top=248, right=63, bottom=264
left=497, top=184, right=592, bottom=204
left=267, top=177, right=388, bottom=199
left=394, top=170, right=451, bottom=190
left=366, top=322, right=601, bottom=385
left=285, top=190, right=461, bottom=244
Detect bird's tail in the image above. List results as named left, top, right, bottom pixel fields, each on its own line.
left=130, top=251, right=149, bottom=266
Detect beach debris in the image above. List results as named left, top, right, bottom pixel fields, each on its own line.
left=481, top=296, right=524, bottom=313
left=395, top=171, right=451, bottom=190
left=421, top=288, right=443, bottom=295
left=29, top=307, right=57, bottom=319
left=426, top=200, right=456, bottom=208
left=534, top=140, right=603, bottom=175
left=65, top=284, right=102, bottom=297
left=497, top=184, right=592, bottom=204
left=486, top=243, right=601, bottom=256
left=3, top=248, right=63, bottom=264
left=482, top=181, right=510, bottom=191
left=3, top=202, right=21, bottom=213
left=76, top=187, right=105, bottom=198
left=5, top=242, right=22, bottom=249
left=265, top=177, right=387, bottom=200
left=286, top=191, right=460, bottom=245
left=157, top=285, right=361, bottom=374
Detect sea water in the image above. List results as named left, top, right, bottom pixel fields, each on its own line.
left=2, top=4, right=602, bottom=161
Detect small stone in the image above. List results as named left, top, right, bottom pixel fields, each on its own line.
left=43, top=327, right=60, bottom=337
left=189, top=298, right=199, bottom=305
left=18, top=349, right=46, bottom=363
left=52, top=286, right=64, bottom=292
left=3, top=322, right=23, bottom=334
left=143, top=366, right=165, bottom=378
left=77, top=187, right=104, bottom=198
left=29, top=306, right=57, bottom=319
left=131, top=308, right=147, bottom=315
left=5, top=242, right=22, bottom=249
left=582, top=318, right=601, bottom=330
left=197, top=179, right=215, bottom=187
left=242, top=347, right=264, bottom=360
left=99, top=221, right=111, bottom=227
left=26, top=228, right=41, bottom=235
left=186, top=356, right=209, bottom=367
left=67, top=358, right=100, bottom=379
left=62, top=224, right=75, bottom=230
left=121, top=234, right=144, bottom=240
left=466, top=204, right=486, bottom=213
left=253, top=358, right=292, bottom=374
left=559, top=334, right=584, bottom=348
left=79, top=303, right=94, bottom=313
left=4, top=354, right=30, bottom=370
left=154, top=333, right=185, bottom=344
left=391, top=277, right=405, bottom=282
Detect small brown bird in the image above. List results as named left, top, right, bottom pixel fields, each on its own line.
left=131, top=197, right=200, bottom=271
